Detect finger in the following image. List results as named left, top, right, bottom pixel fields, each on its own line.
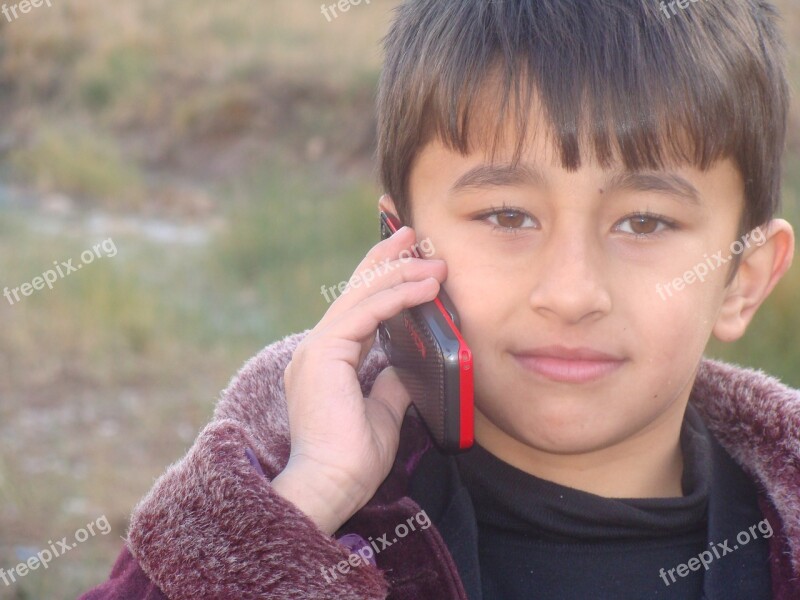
left=352, top=225, right=419, bottom=281
left=309, top=276, right=442, bottom=368
left=316, top=255, right=446, bottom=329
left=318, top=226, right=439, bottom=307
left=365, top=366, right=413, bottom=462
left=368, top=366, right=412, bottom=423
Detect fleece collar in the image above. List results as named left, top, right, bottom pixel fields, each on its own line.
left=127, top=330, right=800, bottom=598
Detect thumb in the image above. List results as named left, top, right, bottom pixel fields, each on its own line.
left=366, top=366, right=413, bottom=434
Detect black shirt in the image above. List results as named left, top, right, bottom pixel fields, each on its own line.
left=409, top=403, right=773, bottom=600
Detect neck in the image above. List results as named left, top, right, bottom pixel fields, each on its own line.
left=474, top=398, right=688, bottom=499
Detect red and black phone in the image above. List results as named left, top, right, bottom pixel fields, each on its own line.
left=377, top=211, right=474, bottom=452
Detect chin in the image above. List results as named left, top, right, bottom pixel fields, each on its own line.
left=511, top=428, right=610, bottom=456
left=486, top=407, right=611, bottom=455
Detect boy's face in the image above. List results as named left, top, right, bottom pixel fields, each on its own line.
left=394, top=120, right=750, bottom=457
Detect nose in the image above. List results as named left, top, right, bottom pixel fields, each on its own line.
left=527, top=224, right=612, bottom=325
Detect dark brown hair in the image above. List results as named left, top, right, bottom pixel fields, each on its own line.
left=376, top=0, right=790, bottom=239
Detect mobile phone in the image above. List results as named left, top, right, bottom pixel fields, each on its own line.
left=377, top=211, right=474, bottom=452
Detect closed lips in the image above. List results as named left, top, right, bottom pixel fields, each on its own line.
left=512, top=346, right=626, bottom=383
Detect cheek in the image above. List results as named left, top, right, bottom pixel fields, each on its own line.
left=634, top=285, right=718, bottom=375
left=440, top=258, right=519, bottom=342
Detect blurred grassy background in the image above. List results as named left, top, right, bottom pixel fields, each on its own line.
left=0, top=1, right=797, bottom=597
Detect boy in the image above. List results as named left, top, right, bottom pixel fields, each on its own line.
left=82, top=0, right=798, bottom=598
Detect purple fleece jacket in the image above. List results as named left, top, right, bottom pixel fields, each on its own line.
left=80, top=329, right=800, bottom=599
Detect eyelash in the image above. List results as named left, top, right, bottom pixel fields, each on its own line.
left=476, top=204, right=537, bottom=236
left=615, top=211, right=679, bottom=239
left=476, top=205, right=678, bottom=239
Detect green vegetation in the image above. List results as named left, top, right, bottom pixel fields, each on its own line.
left=9, top=124, right=144, bottom=208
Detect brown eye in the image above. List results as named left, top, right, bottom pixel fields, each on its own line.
left=495, top=210, right=527, bottom=229
left=482, top=207, right=537, bottom=232
left=629, top=216, right=659, bottom=235
left=615, top=213, right=674, bottom=237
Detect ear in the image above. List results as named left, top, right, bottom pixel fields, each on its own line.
left=378, top=194, right=399, bottom=219
left=713, top=218, right=795, bottom=342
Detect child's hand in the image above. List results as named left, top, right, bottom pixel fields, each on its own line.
left=272, top=225, right=447, bottom=535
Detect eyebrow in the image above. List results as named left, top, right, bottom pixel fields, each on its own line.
left=448, top=163, right=702, bottom=206
left=604, top=171, right=701, bottom=206
left=448, top=163, right=545, bottom=195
